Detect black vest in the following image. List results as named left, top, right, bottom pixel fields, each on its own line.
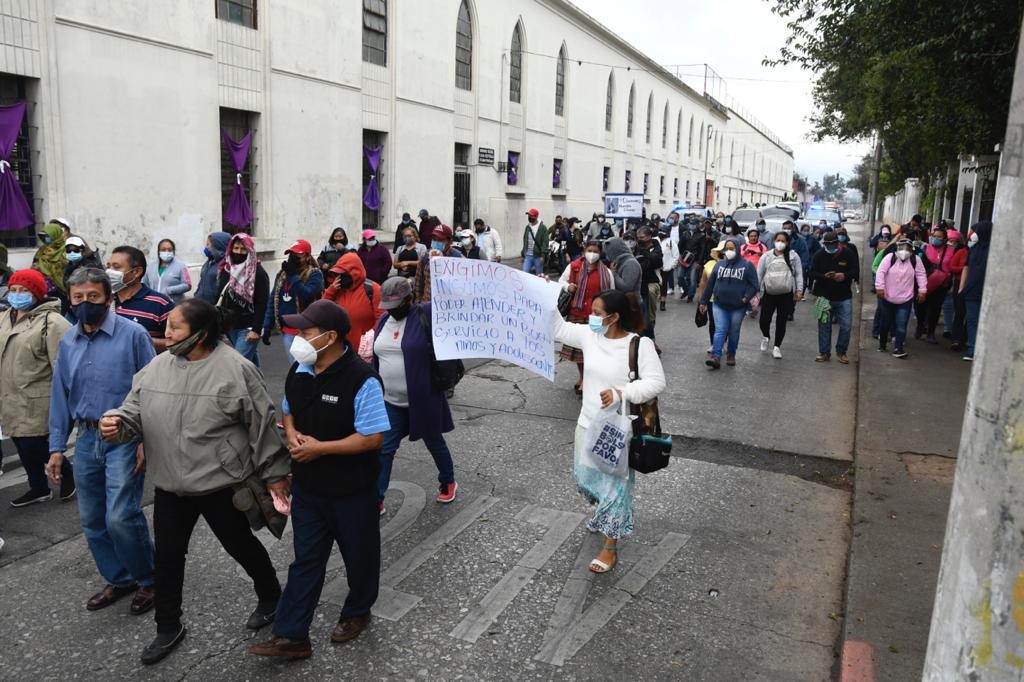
left=284, top=350, right=382, bottom=498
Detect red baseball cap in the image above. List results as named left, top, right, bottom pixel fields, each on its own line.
left=284, top=239, right=312, bottom=255
left=431, top=224, right=454, bottom=240
left=526, top=208, right=539, bottom=217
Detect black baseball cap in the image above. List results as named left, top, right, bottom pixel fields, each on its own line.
left=282, top=300, right=351, bottom=338
left=822, top=232, right=839, bottom=244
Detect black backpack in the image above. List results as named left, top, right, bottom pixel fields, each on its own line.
left=416, top=306, right=465, bottom=393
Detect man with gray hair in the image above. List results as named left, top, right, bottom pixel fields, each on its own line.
left=47, top=267, right=158, bottom=615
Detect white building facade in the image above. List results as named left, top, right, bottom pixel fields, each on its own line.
left=0, top=0, right=793, bottom=268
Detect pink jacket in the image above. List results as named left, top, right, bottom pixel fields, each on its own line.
left=875, top=253, right=927, bottom=304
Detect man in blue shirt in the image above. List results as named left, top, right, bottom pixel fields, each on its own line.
left=251, top=300, right=389, bottom=660
left=107, top=245, right=174, bottom=353
left=47, top=267, right=158, bottom=615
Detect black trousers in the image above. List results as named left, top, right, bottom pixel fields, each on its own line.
left=759, top=293, right=794, bottom=347
left=924, top=283, right=951, bottom=337
left=952, top=288, right=967, bottom=343
left=153, top=487, right=281, bottom=633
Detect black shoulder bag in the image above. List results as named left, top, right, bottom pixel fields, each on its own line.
left=627, top=336, right=672, bottom=473
left=416, top=306, right=465, bottom=393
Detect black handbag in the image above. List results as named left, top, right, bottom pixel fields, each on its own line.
left=557, top=288, right=573, bottom=317
left=626, top=336, right=672, bottom=473
left=694, top=305, right=708, bottom=328
left=417, top=307, right=465, bottom=393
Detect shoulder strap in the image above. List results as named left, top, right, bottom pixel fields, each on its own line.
left=628, top=335, right=640, bottom=382
left=364, top=281, right=374, bottom=306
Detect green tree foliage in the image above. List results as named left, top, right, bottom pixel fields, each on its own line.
left=848, top=151, right=905, bottom=196
left=766, top=0, right=1023, bottom=179
left=822, top=172, right=847, bottom=201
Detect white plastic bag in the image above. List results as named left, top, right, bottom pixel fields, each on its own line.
left=581, top=401, right=631, bottom=479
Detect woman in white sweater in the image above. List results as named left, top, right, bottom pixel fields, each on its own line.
left=553, top=289, right=666, bottom=573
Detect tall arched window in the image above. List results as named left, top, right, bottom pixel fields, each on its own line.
left=676, top=109, right=682, bottom=152
left=645, top=92, right=653, bottom=143
left=662, top=101, right=669, bottom=148
left=455, top=0, right=472, bottom=90
left=604, top=72, right=614, bottom=132
left=698, top=122, right=704, bottom=159
left=730, top=140, right=735, bottom=171
left=555, top=44, right=567, bottom=116
left=626, top=84, right=635, bottom=138
left=688, top=116, right=694, bottom=157
left=509, top=23, right=523, bottom=103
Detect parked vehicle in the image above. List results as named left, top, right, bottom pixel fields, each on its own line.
left=731, top=208, right=762, bottom=231
left=801, top=206, right=844, bottom=230
left=761, top=206, right=800, bottom=235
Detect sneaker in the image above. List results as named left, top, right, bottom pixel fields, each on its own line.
left=772, top=346, right=782, bottom=359
left=951, top=342, right=963, bottom=351
left=815, top=354, right=830, bottom=362
left=926, top=335, right=938, bottom=344
left=705, top=355, right=721, bottom=370
left=60, top=470, right=76, bottom=501
left=837, top=354, right=850, bottom=365
left=892, top=350, right=908, bottom=359
left=760, top=337, right=769, bottom=352
left=11, top=489, right=52, bottom=508
left=725, top=354, right=736, bottom=366
left=437, top=481, right=458, bottom=504
left=378, top=502, right=386, bottom=517
left=666, top=288, right=674, bottom=295
left=659, top=301, right=666, bottom=312
left=962, top=355, right=974, bottom=362
left=878, top=345, right=887, bottom=352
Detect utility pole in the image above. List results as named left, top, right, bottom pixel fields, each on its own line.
left=923, top=26, right=1024, bottom=680
left=867, top=132, right=882, bottom=234
left=703, top=125, right=713, bottom=207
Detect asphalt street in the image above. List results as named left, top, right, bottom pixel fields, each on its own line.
left=0, top=221, right=941, bottom=681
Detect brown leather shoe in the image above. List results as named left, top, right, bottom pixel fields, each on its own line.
left=87, top=584, right=137, bottom=611
left=130, top=586, right=156, bottom=615
left=330, top=613, right=371, bottom=643
left=250, top=635, right=312, bottom=658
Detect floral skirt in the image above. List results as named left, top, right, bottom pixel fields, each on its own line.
left=559, top=312, right=587, bottom=363
left=573, top=425, right=635, bottom=539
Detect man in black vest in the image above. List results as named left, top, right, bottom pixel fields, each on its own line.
left=251, top=300, right=390, bottom=659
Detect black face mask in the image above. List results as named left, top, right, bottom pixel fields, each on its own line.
left=229, top=251, right=247, bottom=265
left=331, top=239, right=346, bottom=247
left=336, top=273, right=354, bottom=289
left=390, top=301, right=412, bottom=320
left=475, top=227, right=485, bottom=234
left=73, top=301, right=108, bottom=326
left=287, top=253, right=301, bottom=266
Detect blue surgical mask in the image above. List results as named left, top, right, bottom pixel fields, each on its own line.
left=756, top=224, right=766, bottom=233
left=204, top=247, right=215, bottom=259
left=65, top=251, right=83, bottom=262
left=838, top=235, right=849, bottom=243
left=159, top=251, right=174, bottom=262
left=7, top=292, right=34, bottom=310
left=588, top=314, right=608, bottom=335
left=929, top=237, right=943, bottom=247
left=431, top=240, right=446, bottom=251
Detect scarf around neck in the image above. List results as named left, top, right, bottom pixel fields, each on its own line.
left=572, top=258, right=613, bottom=310
left=218, top=233, right=258, bottom=310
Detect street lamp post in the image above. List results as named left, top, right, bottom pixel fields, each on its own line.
left=703, top=125, right=714, bottom=207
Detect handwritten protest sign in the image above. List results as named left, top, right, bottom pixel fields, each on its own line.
left=429, top=257, right=561, bottom=381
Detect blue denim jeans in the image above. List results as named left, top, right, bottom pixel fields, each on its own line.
left=818, top=297, right=852, bottom=355
left=73, top=427, right=155, bottom=588
left=942, top=290, right=956, bottom=334
left=964, top=299, right=981, bottom=357
left=377, top=402, right=455, bottom=503
left=675, top=264, right=693, bottom=298
left=879, top=300, right=912, bottom=352
left=711, top=304, right=745, bottom=358
left=225, top=327, right=260, bottom=367
left=522, top=255, right=543, bottom=276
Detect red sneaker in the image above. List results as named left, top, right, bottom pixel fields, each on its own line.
left=378, top=502, right=386, bottom=517
left=436, top=481, right=458, bottom=504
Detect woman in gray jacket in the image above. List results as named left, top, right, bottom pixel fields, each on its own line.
left=144, top=238, right=192, bottom=304
left=100, top=298, right=290, bottom=666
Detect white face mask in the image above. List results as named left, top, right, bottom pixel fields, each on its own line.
left=585, top=251, right=600, bottom=264
left=968, top=233, right=979, bottom=247
left=106, top=268, right=126, bottom=293
left=896, top=250, right=910, bottom=261
left=289, top=331, right=331, bottom=366
left=775, top=241, right=787, bottom=252
left=722, top=250, right=737, bottom=260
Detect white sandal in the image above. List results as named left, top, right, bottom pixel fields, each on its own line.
left=589, top=545, right=618, bottom=574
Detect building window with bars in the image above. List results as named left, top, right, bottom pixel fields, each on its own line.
left=216, top=0, right=257, bottom=29
left=624, top=170, right=631, bottom=192
left=555, top=45, right=567, bottom=117
left=659, top=176, right=665, bottom=196
left=362, top=0, right=387, bottom=66
left=552, top=158, right=562, bottom=189
left=602, top=166, right=609, bottom=192
left=673, top=178, right=679, bottom=199
left=509, top=24, right=523, bottom=104
left=643, top=173, right=649, bottom=195
left=455, top=0, right=472, bottom=90
left=220, top=108, right=256, bottom=234
left=0, top=75, right=35, bottom=249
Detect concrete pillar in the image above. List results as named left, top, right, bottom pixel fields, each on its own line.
left=923, top=25, right=1024, bottom=679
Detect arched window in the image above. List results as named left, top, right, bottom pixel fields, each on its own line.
left=362, top=0, right=387, bottom=66
left=555, top=44, right=567, bottom=116
left=676, top=109, right=682, bottom=152
left=698, top=122, right=704, bottom=159
left=662, top=101, right=669, bottom=148
left=730, top=140, right=735, bottom=171
left=688, top=116, right=694, bottom=157
left=645, top=92, right=653, bottom=143
left=509, top=23, right=523, bottom=103
left=626, top=84, right=635, bottom=138
left=455, top=0, right=472, bottom=90
left=604, top=72, right=614, bottom=132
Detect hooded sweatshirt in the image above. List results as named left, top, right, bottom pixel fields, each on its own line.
left=700, top=239, right=759, bottom=309
left=196, top=231, right=231, bottom=304
left=602, top=237, right=642, bottom=297
left=323, top=252, right=383, bottom=350
left=962, top=221, right=993, bottom=302
left=145, top=256, right=193, bottom=304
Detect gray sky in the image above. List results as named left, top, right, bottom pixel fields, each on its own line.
left=575, top=0, right=870, bottom=185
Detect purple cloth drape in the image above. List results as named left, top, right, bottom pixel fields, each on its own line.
left=221, top=129, right=253, bottom=228
left=0, top=101, right=34, bottom=231
left=552, top=159, right=562, bottom=188
left=507, top=152, right=519, bottom=185
left=643, top=173, right=649, bottom=194
left=363, top=145, right=382, bottom=211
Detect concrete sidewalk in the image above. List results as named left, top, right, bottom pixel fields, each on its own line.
left=839, top=232, right=970, bottom=681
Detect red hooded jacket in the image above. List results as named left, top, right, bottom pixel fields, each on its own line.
left=323, top=252, right=382, bottom=351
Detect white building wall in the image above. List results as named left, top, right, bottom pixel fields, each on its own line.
left=3, top=0, right=794, bottom=270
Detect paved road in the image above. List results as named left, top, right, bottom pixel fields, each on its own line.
left=0, top=231, right=870, bottom=680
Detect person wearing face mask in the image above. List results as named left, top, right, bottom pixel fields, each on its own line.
left=755, top=219, right=772, bottom=248
left=958, top=221, right=992, bottom=361
left=521, top=208, right=549, bottom=277
left=677, top=219, right=708, bottom=302
left=558, top=240, right=614, bottom=394
left=417, top=209, right=440, bottom=246
left=33, top=221, right=68, bottom=296
left=658, top=227, right=679, bottom=310
left=144, top=239, right=192, bottom=305
left=99, top=298, right=290, bottom=664
left=699, top=239, right=758, bottom=369
left=780, top=221, right=810, bottom=293
left=371, top=277, right=458, bottom=515
left=473, top=218, right=504, bottom=262
left=214, top=233, right=270, bottom=366
left=392, top=213, right=415, bottom=253
left=916, top=227, right=956, bottom=344
left=317, top=228, right=351, bottom=272
left=756, top=232, right=803, bottom=359
left=835, top=227, right=860, bottom=280
left=632, top=226, right=663, bottom=339
left=323, top=252, right=382, bottom=352
left=741, top=228, right=768, bottom=268
left=0, top=269, right=74, bottom=508
left=107, top=246, right=175, bottom=353
left=587, top=213, right=617, bottom=242
left=457, top=229, right=482, bottom=259
left=874, top=238, right=928, bottom=358
left=553, top=289, right=666, bottom=573
left=47, top=267, right=157, bottom=617
left=262, top=239, right=325, bottom=358
left=601, top=237, right=643, bottom=300
left=721, top=214, right=738, bottom=237
left=251, top=300, right=391, bottom=659
left=810, top=232, right=857, bottom=363
left=357, top=229, right=393, bottom=284
left=948, top=231, right=969, bottom=351
left=413, top=224, right=463, bottom=304
left=195, top=231, right=231, bottom=304
left=64, top=235, right=103, bottom=283
left=393, top=226, right=427, bottom=278
left=869, top=224, right=894, bottom=252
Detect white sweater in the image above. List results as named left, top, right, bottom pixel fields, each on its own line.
left=554, top=317, right=667, bottom=429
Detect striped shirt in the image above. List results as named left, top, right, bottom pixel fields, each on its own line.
left=114, top=284, right=174, bottom=338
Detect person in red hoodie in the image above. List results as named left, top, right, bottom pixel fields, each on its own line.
left=323, top=252, right=382, bottom=352
left=948, top=230, right=970, bottom=351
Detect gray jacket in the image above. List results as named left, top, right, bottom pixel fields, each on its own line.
left=602, top=238, right=642, bottom=297
left=144, top=257, right=192, bottom=304
left=104, top=342, right=289, bottom=496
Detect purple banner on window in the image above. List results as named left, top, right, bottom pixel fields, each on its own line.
left=508, top=152, right=519, bottom=185
left=552, top=159, right=562, bottom=188
left=0, top=101, right=34, bottom=232
left=363, top=144, right=382, bottom=211
left=221, top=129, right=253, bottom=228
left=643, top=173, right=649, bottom=194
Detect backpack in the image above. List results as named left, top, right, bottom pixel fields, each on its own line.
left=415, top=306, right=465, bottom=393
left=762, top=252, right=795, bottom=295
